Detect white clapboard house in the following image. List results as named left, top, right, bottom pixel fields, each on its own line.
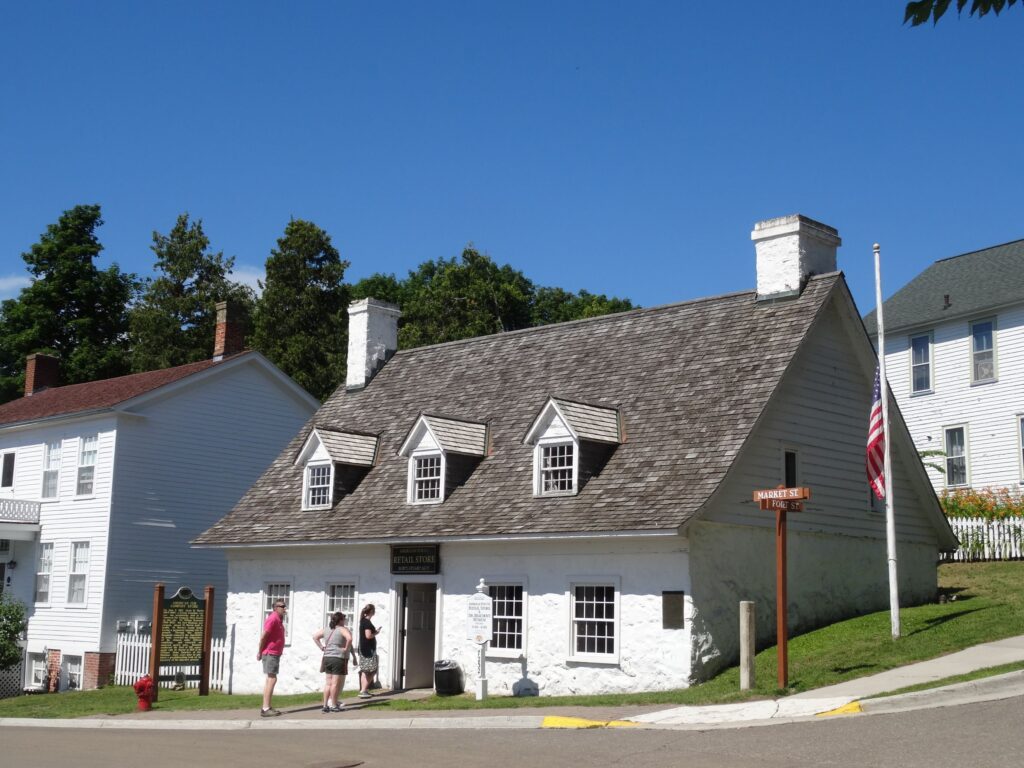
left=197, top=217, right=956, bottom=698
left=864, top=239, right=1024, bottom=494
left=0, top=304, right=317, bottom=692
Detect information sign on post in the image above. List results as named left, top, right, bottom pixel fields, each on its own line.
left=467, top=579, right=493, bottom=700
left=149, top=584, right=216, bottom=699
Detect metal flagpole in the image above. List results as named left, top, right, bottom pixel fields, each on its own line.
left=874, top=243, right=900, bottom=639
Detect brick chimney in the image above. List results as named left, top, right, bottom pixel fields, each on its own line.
left=213, top=300, right=245, bottom=361
left=346, top=298, right=401, bottom=390
left=752, top=215, right=841, bottom=301
left=25, top=353, right=60, bottom=396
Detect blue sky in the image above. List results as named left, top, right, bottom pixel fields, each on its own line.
left=1, top=2, right=1022, bottom=318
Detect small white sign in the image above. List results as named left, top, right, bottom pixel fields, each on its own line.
left=467, top=592, right=493, bottom=644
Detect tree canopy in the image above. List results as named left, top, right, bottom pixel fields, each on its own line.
left=250, top=219, right=350, bottom=401
left=0, top=205, right=139, bottom=402
left=905, top=0, right=1020, bottom=25
left=352, top=247, right=635, bottom=352
left=0, top=594, right=28, bottom=672
left=130, top=213, right=254, bottom=371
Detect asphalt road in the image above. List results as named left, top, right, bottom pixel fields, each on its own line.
left=5, top=696, right=1023, bottom=768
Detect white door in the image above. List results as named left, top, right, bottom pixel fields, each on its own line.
left=401, top=583, right=436, bottom=689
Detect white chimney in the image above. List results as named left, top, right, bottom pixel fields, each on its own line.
left=346, top=298, right=402, bottom=390
left=752, top=214, right=841, bottom=300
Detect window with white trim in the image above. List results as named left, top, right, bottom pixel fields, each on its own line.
left=324, top=583, right=357, bottom=630
left=489, top=583, right=524, bottom=653
left=910, top=333, right=932, bottom=393
left=1018, top=416, right=1024, bottom=480
left=41, top=440, right=61, bottom=499
left=1, top=452, right=14, bottom=488
left=539, top=442, right=576, bottom=495
left=35, top=543, right=53, bottom=603
left=63, top=655, right=82, bottom=690
left=263, top=582, right=292, bottom=642
left=67, top=541, right=90, bottom=604
left=971, top=319, right=995, bottom=383
left=944, top=426, right=968, bottom=487
left=76, top=435, right=98, bottom=495
left=27, top=653, right=47, bottom=689
left=304, top=463, right=333, bottom=509
left=413, top=454, right=443, bottom=503
left=570, top=582, right=618, bottom=661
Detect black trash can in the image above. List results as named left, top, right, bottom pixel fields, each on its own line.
left=433, top=659, right=464, bottom=695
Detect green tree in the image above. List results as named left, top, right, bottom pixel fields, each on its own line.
left=0, top=205, right=139, bottom=403
left=0, top=594, right=27, bottom=672
left=251, top=219, right=350, bottom=401
left=531, top=287, right=634, bottom=326
left=352, top=248, right=634, bottom=351
left=129, top=213, right=255, bottom=371
left=905, top=0, right=1020, bottom=25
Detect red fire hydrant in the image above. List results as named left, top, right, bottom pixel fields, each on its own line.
left=133, top=675, right=155, bottom=711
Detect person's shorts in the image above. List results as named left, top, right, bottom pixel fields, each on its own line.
left=262, top=654, right=281, bottom=676
left=323, top=656, right=348, bottom=675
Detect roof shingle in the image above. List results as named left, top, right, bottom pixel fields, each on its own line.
left=196, top=276, right=841, bottom=546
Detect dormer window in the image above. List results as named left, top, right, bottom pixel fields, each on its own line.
left=399, top=415, right=488, bottom=505
left=305, top=464, right=333, bottom=508
left=413, top=454, right=443, bottom=502
left=295, top=427, right=378, bottom=511
left=524, top=397, right=622, bottom=497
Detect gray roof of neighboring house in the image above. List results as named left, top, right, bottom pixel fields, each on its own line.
left=195, top=274, right=842, bottom=547
left=863, top=239, right=1024, bottom=335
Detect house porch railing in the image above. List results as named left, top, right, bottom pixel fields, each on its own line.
left=0, top=498, right=41, bottom=524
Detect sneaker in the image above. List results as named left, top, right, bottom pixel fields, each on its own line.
left=330, top=704, right=345, bottom=712
left=260, top=708, right=281, bottom=718
left=358, top=691, right=372, bottom=699
left=321, top=706, right=331, bottom=714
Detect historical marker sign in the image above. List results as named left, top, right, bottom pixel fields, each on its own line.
left=160, top=587, right=205, bottom=664
left=467, top=591, right=493, bottom=644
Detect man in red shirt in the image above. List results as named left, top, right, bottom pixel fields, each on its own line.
left=257, top=600, right=287, bottom=717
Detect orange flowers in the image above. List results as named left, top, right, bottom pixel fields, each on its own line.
left=941, top=487, right=1024, bottom=520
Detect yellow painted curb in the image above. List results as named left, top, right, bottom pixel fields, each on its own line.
left=816, top=701, right=863, bottom=717
left=542, top=716, right=639, bottom=729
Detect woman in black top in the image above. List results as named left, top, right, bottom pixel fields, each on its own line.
left=358, top=604, right=381, bottom=697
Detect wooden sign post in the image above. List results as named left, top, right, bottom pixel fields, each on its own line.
left=752, top=486, right=810, bottom=689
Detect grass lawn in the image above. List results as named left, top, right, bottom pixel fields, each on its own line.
left=2, top=561, right=1022, bottom=718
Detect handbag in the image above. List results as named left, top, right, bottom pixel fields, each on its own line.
left=358, top=651, right=378, bottom=674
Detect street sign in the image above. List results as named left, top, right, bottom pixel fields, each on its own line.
left=467, top=591, right=493, bottom=644
left=758, top=499, right=804, bottom=513
left=753, top=487, right=811, bottom=501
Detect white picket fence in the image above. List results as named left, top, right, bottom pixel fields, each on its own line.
left=114, top=629, right=233, bottom=692
left=942, top=517, right=1024, bottom=562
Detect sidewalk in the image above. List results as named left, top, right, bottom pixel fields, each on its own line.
left=3, top=635, right=1023, bottom=731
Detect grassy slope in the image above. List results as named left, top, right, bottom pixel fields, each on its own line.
left=1, top=562, right=1021, bottom=717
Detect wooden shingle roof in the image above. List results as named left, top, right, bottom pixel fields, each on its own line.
left=195, top=275, right=842, bottom=546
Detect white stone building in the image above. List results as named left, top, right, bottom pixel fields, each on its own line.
left=0, top=305, right=317, bottom=691
left=864, top=239, right=1024, bottom=494
left=197, top=217, right=956, bottom=698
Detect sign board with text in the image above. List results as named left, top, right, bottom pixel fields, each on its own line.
left=753, top=487, right=811, bottom=501
left=467, top=591, right=493, bottom=644
left=390, top=544, right=440, bottom=575
left=758, top=499, right=804, bottom=513
left=160, top=587, right=205, bottom=665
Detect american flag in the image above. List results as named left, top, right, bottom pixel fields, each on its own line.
left=867, top=366, right=886, bottom=500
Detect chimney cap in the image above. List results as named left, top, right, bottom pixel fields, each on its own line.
left=751, top=214, right=841, bottom=246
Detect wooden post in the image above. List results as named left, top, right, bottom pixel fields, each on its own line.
left=149, top=583, right=165, bottom=703
left=776, top=508, right=788, bottom=689
left=200, top=586, right=215, bottom=696
left=739, top=601, right=755, bottom=690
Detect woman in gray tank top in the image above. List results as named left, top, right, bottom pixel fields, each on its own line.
left=313, top=612, right=353, bottom=712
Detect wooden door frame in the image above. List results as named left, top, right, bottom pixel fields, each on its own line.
left=389, top=576, right=443, bottom=690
